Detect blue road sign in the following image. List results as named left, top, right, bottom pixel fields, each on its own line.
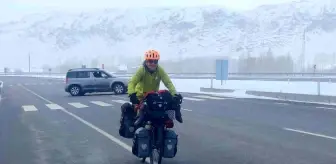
left=215, top=59, right=228, bottom=81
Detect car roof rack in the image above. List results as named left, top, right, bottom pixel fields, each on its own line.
left=68, top=68, right=101, bottom=72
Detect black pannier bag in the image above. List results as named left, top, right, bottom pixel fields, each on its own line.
left=132, top=127, right=151, bottom=158
left=119, top=102, right=136, bottom=138
left=163, top=129, right=178, bottom=158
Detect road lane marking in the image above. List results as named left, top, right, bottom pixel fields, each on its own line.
left=183, top=97, right=204, bottom=101
left=284, top=128, right=336, bottom=140
left=182, top=108, right=192, bottom=111
left=68, top=102, right=88, bottom=108
left=112, top=100, right=128, bottom=104
left=17, top=85, right=145, bottom=161
left=193, top=95, right=228, bottom=100
left=90, top=101, right=113, bottom=107
left=46, top=103, right=64, bottom=110
left=22, top=105, right=38, bottom=112
left=316, top=107, right=336, bottom=111
left=275, top=102, right=288, bottom=105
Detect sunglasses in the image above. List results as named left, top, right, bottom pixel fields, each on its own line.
left=147, top=60, right=158, bottom=64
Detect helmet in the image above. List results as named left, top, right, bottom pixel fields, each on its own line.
left=144, top=49, right=160, bottom=60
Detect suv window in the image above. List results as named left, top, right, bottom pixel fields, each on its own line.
left=76, top=71, right=90, bottom=78
left=92, top=71, right=111, bottom=78
left=66, top=72, right=76, bottom=78
left=66, top=71, right=90, bottom=78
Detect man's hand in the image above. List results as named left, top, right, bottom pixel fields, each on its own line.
left=129, top=93, right=140, bottom=105
left=173, top=93, right=183, bottom=104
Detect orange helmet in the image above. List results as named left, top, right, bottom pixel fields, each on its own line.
left=144, top=49, right=160, bottom=60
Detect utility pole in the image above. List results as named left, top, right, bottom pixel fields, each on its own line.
left=28, top=53, right=31, bottom=72
left=300, top=28, right=306, bottom=72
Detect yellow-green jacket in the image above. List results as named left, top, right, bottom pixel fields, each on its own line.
left=127, top=65, right=177, bottom=99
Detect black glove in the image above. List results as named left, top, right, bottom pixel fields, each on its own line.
left=129, top=93, right=140, bottom=105
left=173, top=93, right=183, bottom=104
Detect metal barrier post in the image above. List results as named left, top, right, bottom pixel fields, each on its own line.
left=210, top=78, right=213, bottom=88
left=317, top=80, right=320, bottom=96
left=0, top=81, right=3, bottom=99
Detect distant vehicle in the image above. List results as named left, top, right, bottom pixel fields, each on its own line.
left=64, top=68, right=129, bottom=96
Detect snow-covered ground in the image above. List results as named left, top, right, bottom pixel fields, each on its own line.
left=202, top=80, right=335, bottom=96
left=162, top=78, right=336, bottom=106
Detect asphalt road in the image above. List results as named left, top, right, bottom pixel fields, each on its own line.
left=0, top=76, right=336, bottom=164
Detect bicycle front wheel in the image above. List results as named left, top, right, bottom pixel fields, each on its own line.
left=150, top=148, right=162, bottom=164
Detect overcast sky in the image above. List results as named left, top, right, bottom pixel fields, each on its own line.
left=1, top=0, right=296, bottom=22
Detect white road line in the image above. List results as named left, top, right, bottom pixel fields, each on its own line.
left=193, top=95, right=228, bottom=100
left=183, top=97, right=204, bottom=101
left=316, top=107, right=336, bottom=111
left=275, top=102, right=288, bottom=105
left=22, top=105, right=38, bottom=112
left=112, top=99, right=128, bottom=104
left=284, top=128, right=336, bottom=140
left=90, top=101, right=113, bottom=107
left=68, top=102, right=88, bottom=108
left=45, top=103, right=64, bottom=110
left=18, top=85, right=142, bottom=162
left=182, top=108, right=192, bottom=111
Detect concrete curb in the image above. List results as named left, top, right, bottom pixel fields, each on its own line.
left=245, top=90, right=336, bottom=104
left=200, top=87, right=235, bottom=93
left=200, top=87, right=336, bottom=105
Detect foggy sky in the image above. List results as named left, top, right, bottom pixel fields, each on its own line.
left=0, top=0, right=296, bottom=22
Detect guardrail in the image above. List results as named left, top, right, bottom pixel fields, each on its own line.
left=2, top=72, right=336, bottom=77
left=3, top=72, right=336, bottom=81
left=0, top=72, right=336, bottom=77
left=0, top=81, right=3, bottom=100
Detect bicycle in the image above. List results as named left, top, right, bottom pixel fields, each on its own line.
left=132, top=90, right=181, bottom=164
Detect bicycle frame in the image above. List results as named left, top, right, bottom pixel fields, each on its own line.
left=136, top=90, right=180, bottom=164
left=141, top=118, right=166, bottom=164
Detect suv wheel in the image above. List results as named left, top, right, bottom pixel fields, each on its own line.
left=112, top=83, right=125, bottom=95
left=69, top=85, right=82, bottom=96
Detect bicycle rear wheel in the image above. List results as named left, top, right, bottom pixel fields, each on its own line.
left=141, top=157, right=146, bottom=163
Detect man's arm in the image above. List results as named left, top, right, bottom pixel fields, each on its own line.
left=158, top=66, right=177, bottom=95
left=127, top=67, right=143, bottom=96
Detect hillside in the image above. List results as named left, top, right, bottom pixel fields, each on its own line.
left=1, top=0, right=336, bottom=70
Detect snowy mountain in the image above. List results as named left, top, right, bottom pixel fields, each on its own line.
left=1, top=0, right=336, bottom=69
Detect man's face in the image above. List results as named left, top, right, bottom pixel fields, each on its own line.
left=145, top=59, right=158, bottom=71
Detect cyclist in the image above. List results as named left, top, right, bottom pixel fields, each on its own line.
left=127, top=49, right=183, bottom=123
